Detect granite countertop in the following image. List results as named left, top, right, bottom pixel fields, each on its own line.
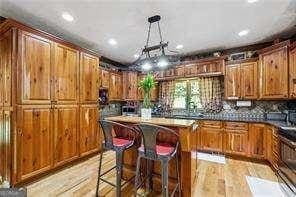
left=166, top=115, right=295, bottom=130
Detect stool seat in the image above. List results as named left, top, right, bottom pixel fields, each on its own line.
left=113, top=137, right=133, bottom=147
left=138, top=144, right=174, bottom=156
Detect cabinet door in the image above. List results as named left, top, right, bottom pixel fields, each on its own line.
left=0, top=110, right=11, bottom=182
left=260, top=47, right=288, bottom=99
left=241, top=61, right=258, bottom=99
left=289, top=47, right=296, bottom=98
left=175, top=66, right=185, bottom=77
left=80, top=52, right=100, bottom=103
left=249, top=123, right=266, bottom=159
left=100, top=69, right=110, bottom=88
left=109, top=73, right=116, bottom=100
left=53, top=105, right=79, bottom=167
left=225, top=64, right=241, bottom=100
left=151, top=84, right=158, bottom=101
left=54, top=44, right=79, bottom=104
left=116, top=74, right=123, bottom=100
left=123, top=72, right=138, bottom=100
left=201, top=127, right=223, bottom=152
left=19, top=31, right=53, bottom=104
left=0, top=30, right=12, bottom=107
left=79, top=105, right=100, bottom=156
left=17, top=106, right=53, bottom=181
left=224, top=130, right=248, bottom=156
left=137, top=74, right=145, bottom=100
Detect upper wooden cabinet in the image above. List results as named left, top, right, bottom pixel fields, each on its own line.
left=259, top=41, right=289, bottom=99
left=123, top=71, right=138, bottom=100
left=100, top=69, right=110, bottom=88
left=225, top=60, right=258, bottom=100
left=289, top=43, right=296, bottom=98
left=184, top=64, right=198, bottom=76
left=80, top=52, right=100, bottom=104
left=225, top=64, right=241, bottom=100
left=0, top=29, right=12, bottom=107
left=19, top=31, right=53, bottom=105
left=54, top=44, right=79, bottom=104
left=175, top=65, right=185, bottom=77
left=109, top=72, right=122, bottom=101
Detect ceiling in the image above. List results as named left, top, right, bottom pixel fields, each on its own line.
left=0, top=0, right=296, bottom=65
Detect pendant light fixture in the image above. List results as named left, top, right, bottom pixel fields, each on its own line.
left=132, top=15, right=180, bottom=71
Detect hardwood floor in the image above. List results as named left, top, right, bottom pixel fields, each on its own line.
left=24, top=151, right=278, bottom=197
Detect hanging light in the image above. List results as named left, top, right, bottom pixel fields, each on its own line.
left=131, top=15, right=180, bottom=71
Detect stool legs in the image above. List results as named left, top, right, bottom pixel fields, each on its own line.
left=175, top=155, right=181, bottom=197
left=116, top=150, right=124, bottom=197
left=161, top=160, right=169, bottom=197
left=96, top=149, right=104, bottom=197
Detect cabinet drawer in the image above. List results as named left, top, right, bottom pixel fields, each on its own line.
left=202, top=121, right=222, bottom=128
left=224, top=122, right=248, bottom=130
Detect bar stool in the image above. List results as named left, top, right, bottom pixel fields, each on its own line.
left=96, top=120, right=137, bottom=197
left=134, top=123, right=181, bottom=197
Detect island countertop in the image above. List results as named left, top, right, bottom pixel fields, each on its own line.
left=104, top=115, right=196, bottom=128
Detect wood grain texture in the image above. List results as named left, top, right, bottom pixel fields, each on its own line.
left=241, top=61, right=258, bottom=99
left=24, top=152, right=278, bottom=197
left=225, top=64, right=241, bottom=100
left=248, top=123, right=266, bottom=159
left=80, top=52, right=100, bottom=104
left=289, top=44, right=296, bottom=98
left=100, top=69, right=110, bottom=88
left=19, top=30, right=53, bottom=104
left=122, top=71, right=138, bottom=100
left=79, top=105, right=100, bottom=157
left=54, top=43, right=79, bottom=104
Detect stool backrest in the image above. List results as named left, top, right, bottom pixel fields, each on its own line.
left=99, top=120, right=136, bottom=149
left=137, top=123, right=179, bottom=159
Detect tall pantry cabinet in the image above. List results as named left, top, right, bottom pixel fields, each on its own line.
left=0, top=19, right=101, bottom=185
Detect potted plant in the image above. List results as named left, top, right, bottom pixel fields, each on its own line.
left=138, top=73, right=156, bottom=120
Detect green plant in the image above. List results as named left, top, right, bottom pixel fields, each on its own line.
left=138, top=73, right=156, bottom=108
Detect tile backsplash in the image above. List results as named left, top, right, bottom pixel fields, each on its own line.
left=99, top=102, right=122, bottom=118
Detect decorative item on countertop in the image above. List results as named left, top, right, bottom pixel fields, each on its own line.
left=138, top=73, right=156, bottom=120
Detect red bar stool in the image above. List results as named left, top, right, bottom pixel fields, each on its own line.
left=96, top=120, right=137, bottom=197
left=134, top=123, right=181, bottom=197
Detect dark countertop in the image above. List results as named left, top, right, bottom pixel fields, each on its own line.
left=159, top=115, right=295, bottom=130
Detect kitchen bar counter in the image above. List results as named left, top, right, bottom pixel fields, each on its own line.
left=105, top=115, right=197, bottom=197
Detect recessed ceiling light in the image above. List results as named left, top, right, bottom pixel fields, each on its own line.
left=62, top=12, right=74, bottom=22
left=134, top=54, right=139, bottom=59
left=238, top=30, right=249, bottom=37
left=176, top=44, right=183, bottom=49
left=247, top=0, right=258, bottom=3
left=108, top=38, right=117, bottom=46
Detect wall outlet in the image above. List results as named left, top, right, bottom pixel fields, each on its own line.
left=236, top=101, right=252, bottom=107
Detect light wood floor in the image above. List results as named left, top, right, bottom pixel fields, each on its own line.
left=25, top=151, right=278, bottom=197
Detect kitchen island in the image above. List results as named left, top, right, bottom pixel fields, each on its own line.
left=105, top=116, right=198, bottom=197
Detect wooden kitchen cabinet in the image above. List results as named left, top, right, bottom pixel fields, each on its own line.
left=100, top=68, right=110, bottom=88
left=225, top=60, right=258, bottom=100
left=249, top=123, right=266, bottom=159
left=79, top=105, right=100, bottom=157
left=109, top=72, right=122, bottom=101
left=259, top=41, right=289, bottom=99
left=265, top=125, right=279, bottom=170
left=200, top=121, right=223, bottom=152
left=223, top=122, right=248, bottom=156
left=16, top=105, right=53, bottom=181
left=225, top=64, right=241, bottom=100
left=289, top=43, right=296, bottom=98
left=185, top=64, right=198, bottom=76
left=18, top=31, right=53, bottom=105
left=53, top=105, right=79, bottom=167
left=54, top=43, right=79, bottom=104
left=123, top=71, right=138, bottom=100
left=175, top=65, right=185, bottom=77
left=164, top=68, right=175, bottom=78
left=80, top=52, right=100, bottom=104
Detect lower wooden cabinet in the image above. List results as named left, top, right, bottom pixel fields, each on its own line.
left=79, top=105, right=100, bottom=156
left=265, top=125, right=279, bottom=170
left=201, top=127, right=223, bottom=152
left=16, top=105, right=53, bottom=181
left=223, top=129, right=248, bottom=156
left=248, top=123, right=266, bottom=159
left=53, top=105, right=79, bottom=167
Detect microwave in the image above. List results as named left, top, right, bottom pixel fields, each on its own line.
left=122, top=106, right=138, bottom=116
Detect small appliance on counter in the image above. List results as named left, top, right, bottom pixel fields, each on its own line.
left=122, top=101, right=138, bottom=116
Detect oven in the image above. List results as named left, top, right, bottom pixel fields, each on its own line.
left=278, top=127, right=296, bottom=196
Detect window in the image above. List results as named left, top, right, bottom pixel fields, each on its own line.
left=173, top=79, right=202, bottom=110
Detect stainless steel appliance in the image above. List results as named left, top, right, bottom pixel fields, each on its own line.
left=277, top=126, right=296, bottom=196
left=122, top=105, right=138, bottom=116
